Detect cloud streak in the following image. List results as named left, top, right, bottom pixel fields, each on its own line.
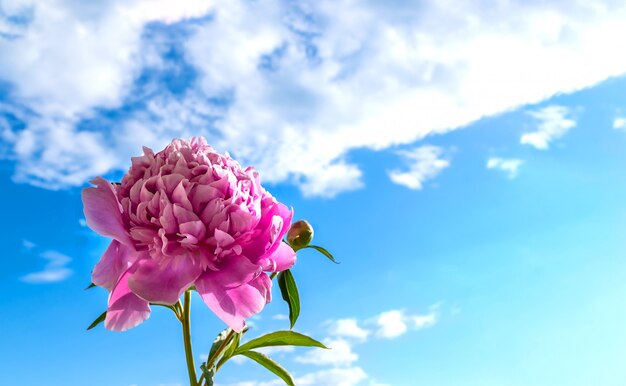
left=388, top=146, right=450, bottom=190
left=374, top=309, right=437, bottom=339
left=487, top=157, right=524, bottom=179
left=327, top=318, right=371, bottom=341
left=21, top=250, right=72, bottom=284
left=295, top=338, right=359, bottom=366
left=226, top=367, right=368, bottom=386
left=521, top=106, right=576, bottom=150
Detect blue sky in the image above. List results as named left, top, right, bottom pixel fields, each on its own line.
left=1, top=1, right=626, bottom=385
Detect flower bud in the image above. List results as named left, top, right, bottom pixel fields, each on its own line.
left=287, top=220, right=314, bottom=250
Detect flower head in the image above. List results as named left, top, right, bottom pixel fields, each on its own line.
left=82, top=138, right=295, bottom=332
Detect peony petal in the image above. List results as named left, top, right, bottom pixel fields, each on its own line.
left=189, top=184, right=221, bottom=213
left=244, top=201, right=293, bottom=264
left=82, top=177, right=132, bottom=245
left=212, top=254, right=261, bottom=288
left=92, top=240, right=140, bottom=291
left=262, top=242, right=296, bottom=273
left=196, top=273, right=271, bottom=332
left=172, top=180, right=193, bottom=211
left=129, top=226, right=158, bottom=245
left=214, top=228, right=235, bottom=247
left=179, top=220, right=206, bottom=244
left=127, top=256, right=203, bottom=305
left=159, top=197, right=178, bottom=234
left=105, top=270, right=151, bottom=332
left=228, top=208, right=257, bottom=234
left=272, top=202, right=293, bottom=244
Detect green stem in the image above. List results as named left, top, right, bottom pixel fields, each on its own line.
left=182, top=291, right=198, bottom=386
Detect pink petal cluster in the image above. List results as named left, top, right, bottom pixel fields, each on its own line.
left=82, top=138, right=295, bottom=332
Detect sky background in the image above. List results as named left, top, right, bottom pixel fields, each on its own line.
left=1, top=1, right=626, bottom=385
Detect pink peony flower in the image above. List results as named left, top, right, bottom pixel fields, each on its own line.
left=82, top=138, right=295, bottom=332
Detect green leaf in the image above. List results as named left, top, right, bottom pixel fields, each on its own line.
left=208, top=328, right=234, bottom=362
left=235, top=331, right=327, bottom=354
left=87, top=311, right=106, bottom=330
left=85, top=283, right=96, bottom=290
left=278, top=270, right=300, bottom=329
left=222, top=326, right=248, bottom=360
left=216, top=327, right=250, bottom=371
left=239, top=351, right=294, bottom=386
left=224, top=332, right=241, bottom=359
left=305, top=245, right=339, bottom=264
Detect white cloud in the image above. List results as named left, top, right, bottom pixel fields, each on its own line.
left=3, top=1, right=626, bottom=195
left=0, top=0, right=213, bottom=116
left=327, top=318, right=371, bottom=342
left=294, top=367, right=368, bottom=386
left=388, top=146, right=449, bottom=190
left=21, top=250, right=72, bottom=283
left=374, top=309, right=437, bottom=339
left=613, top=117, right=626, bottom=130
left=0, top=0, right=215, bottom=189
left=229, top=306, right=439, bottom=386
left=521, top=105, right=576, bottom=149
left=486, top=157, right=524, bottom=179
left=295, top=338, right=358, bottom=366
left=11, top=118, right=119, bottom=188
left=367, top=382, right=391, bottom=386
left=22, top=239, right=35, bottom=250
left=228, top=367, right=368, bottom=386
left=21, top=269, right=72, bottom=283
left=229, top=355, right=248, bottom=366
left=412, top=313, right=438, bottom=329
left=374, top=310, right=408, bottom=339
left=271, top=314, right=288, bottom=321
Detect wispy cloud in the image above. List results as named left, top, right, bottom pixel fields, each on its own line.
left=323, top=307, right=438, bottom=342
left=295, top=338, right=359, bottom=366
left=388, top=146, right=450, bottom=190
left=327, top=318, right=371, bottom=341
left=22, top=239, right=35, bottom=250
left=486, top=157, right=524, bottom=179
left=374, top=310, right=408, bottom=339
left=2, top=2, right=626, bottom=196
left=227, top=367, right=368, bottom=386
left=521, top=106, right=576, bottom=150
left=613, top=117, right=626, bottom=130
left=293, top=367, right=368, bottom=386
left=374, top=309, right=437, bottom=339
left=21, top=250, right=72, bottom=284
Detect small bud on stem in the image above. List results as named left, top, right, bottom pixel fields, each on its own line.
left=287, top=220, right=314, bottom=250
